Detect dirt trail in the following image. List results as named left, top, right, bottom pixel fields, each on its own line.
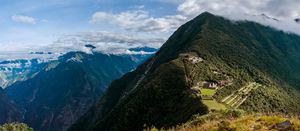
left=119, top=56, right=157, bottom=102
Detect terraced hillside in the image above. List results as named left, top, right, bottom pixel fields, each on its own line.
left=221, top=83, right=262, bottom=109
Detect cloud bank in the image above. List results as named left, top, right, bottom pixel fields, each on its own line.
left=90, top=0, right=300, bottom=37
left=178, top=0, right=300, bottom=20
left=45, top=31, right=165, bottom=54
left=90, top=10, right=186, bottom=34
left=3, top=0, right=300, bottom=60
left=177, top=0, right=300, bottom=35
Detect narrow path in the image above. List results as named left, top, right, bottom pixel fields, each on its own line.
left=230, top=96, right=242, bottom=107
left=221, top=93, right=235, bottom=102
left=119, top=56, right=157, bottom=101
left=234, top=95, right=250, bottom=109
left=226, top=95, right=239, bottom=104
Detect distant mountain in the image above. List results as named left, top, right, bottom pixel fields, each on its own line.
left=0, top=77, right=6, bottom=88
left=70, top=12, right=300, bottom=131
left=30, top=52, right=53, bottom=55
left=0, top=59, right=47, bottom=88
left=128, top=46, right=158, bottom=53
left=6, top=51, right=150, bottom=131
left=125, top=47, right=157, bottom=64
left=0, top=88, right=21, bottom=124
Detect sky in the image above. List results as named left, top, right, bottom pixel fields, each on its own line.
left=1, top=0, right=300, bottom=58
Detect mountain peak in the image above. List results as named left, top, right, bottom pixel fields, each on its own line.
left=71, top=9, right=300, bottom=131
left=193, top=11, right=217, bottom=22
left=200, top=11, right=214, bottom=16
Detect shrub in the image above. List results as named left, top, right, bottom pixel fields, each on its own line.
left=0, top=123, right=33, bottom=131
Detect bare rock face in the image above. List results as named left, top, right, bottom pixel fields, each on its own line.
left=0, top=77, right=7, bottom=88
left=273, top=120, right=292, bottom=131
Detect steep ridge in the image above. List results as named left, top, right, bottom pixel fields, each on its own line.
left=0, top=88, right=21, bottom=124
left=70, top=12, right=300, bottom=130
left=6, top=52, right=148, bottom=131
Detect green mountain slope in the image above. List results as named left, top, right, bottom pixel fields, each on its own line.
left=0, top=88, right=21, bottom=124
left=70, top=12, right=300, bottom=131
left=6, top=52, right=148, bottom=131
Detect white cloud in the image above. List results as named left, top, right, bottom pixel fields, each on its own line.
left=90, top=0, right=300, bottom=36
left=176, top=0, right=300, bottom=35
left=177, top=0, right=300, bottom=20
left=46, top=31, right=165, bottom=54
left=0, top=31, right=164, bottom=60
left=90, top=10, right=187, bottom=34
left=11, top=15, right=36, bottom=24
left=3, top=0, right=300, bottom=60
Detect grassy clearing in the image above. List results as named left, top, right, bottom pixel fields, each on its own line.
left=147, top=110, right=300, bottom=131
left=200, top=88, right=216, bottom=96
left=202, top=100, right=226, bottom=111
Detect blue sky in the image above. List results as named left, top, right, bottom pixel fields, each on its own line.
left=0, top=0, right=182, bottom=52
left=1, top=0, right=300, bottom=55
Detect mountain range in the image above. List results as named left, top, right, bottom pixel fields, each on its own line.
left=3, top=50, right=152, bottom=131
left=0, top=59, right=47, bottom=88
left=70, top=12, right=300, bottom=131
left=1, top=12, right=300, bottom=131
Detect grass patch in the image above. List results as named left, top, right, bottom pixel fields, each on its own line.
left=154, top=110, right=300, bottom=131
left=200, top=88, right=216, bottom=96
left=202, top=100, right=226, bottom=111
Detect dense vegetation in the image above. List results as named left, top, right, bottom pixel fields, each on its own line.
left=94, top=59, right=209, bottom=130
left=70, top=59, right=209, bottom=131
left=70, top=12, right=300, bottom=130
